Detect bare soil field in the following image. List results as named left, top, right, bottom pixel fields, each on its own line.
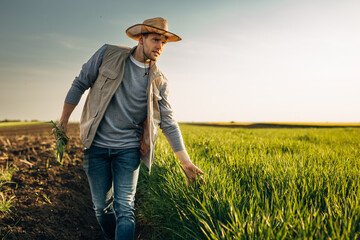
left=0, top=123, right=148, bottom=240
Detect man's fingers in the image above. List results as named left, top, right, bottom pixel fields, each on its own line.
left=51, top=128, right=57, bottom=138
left=183, top=164, right=205, bottom=185
left=187, top=169, right=206, bottom=185
left=196, top=168, right=204, bottom=175
left=193, top=172, right=206, bottom=185
left=192, top=167, right=204, bottom=176
left=199, top=176, right=206, bottom=185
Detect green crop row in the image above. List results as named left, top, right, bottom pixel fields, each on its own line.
left=136, top=125, right=360, bottom=239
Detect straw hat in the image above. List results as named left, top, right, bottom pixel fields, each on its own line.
left=126, top=17, right=182, bottom=42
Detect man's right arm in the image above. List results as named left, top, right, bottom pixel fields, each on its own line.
left=56, top=44, right=108, bottom=134
left=57, top=102, right=76, bottom=134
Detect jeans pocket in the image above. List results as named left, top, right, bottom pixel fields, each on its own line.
left=82, top=146, right=107, bottom=171
left=121, top=148, right=141, bottom=171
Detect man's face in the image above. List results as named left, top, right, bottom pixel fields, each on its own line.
left=141, top=33, right=167, bottom=61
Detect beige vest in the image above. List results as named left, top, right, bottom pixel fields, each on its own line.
left=79, top=45, right=166, bottom=173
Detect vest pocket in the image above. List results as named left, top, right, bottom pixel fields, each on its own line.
left=88, top=69, right=117, bottom=117
left=88, top=74, right=106, bottom=117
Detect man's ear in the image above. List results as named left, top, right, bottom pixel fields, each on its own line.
left=138, top=35, right=144, bottom=46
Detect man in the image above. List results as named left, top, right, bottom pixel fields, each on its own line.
left=55, top=17, right=205, bottom=240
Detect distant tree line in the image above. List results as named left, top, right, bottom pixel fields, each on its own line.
left=0, top=119, right=40, bottom=122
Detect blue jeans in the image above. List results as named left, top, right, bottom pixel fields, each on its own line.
left=83, top=146, right=141, bottom=240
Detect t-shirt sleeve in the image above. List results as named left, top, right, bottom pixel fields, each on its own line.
left=64, top=44, right=107, bottom=105
left=159, top=82, right=185, bottom=152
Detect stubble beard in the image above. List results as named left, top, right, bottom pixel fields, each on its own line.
left=143, top=44, right=158, bottom=62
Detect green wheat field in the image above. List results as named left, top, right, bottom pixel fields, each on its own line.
left=136, top=124, right=360, bottom=239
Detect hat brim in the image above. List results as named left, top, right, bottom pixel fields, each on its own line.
left=126, top=24, right=182, bottom=42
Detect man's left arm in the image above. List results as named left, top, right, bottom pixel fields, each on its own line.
left=174, top=149, right=205, bottom=185
left=158, top=82, right=205, bottom=185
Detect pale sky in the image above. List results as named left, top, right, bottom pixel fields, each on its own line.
left=0, top=0, right=359, bottom=123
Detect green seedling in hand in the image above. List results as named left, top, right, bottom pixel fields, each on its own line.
left=49, top=120, right=69, bottom=163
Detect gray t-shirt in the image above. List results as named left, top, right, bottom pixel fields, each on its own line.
left=92, top=56, right=148, bottom=149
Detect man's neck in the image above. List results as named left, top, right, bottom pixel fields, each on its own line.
left=132, top=46, right=151, bottom=64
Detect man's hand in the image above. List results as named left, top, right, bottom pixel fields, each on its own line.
left=51, top=121, right=68, bottom=139
left=175, top=150, right=206, bottom=185
left=182, top=161, right=206, bottom=186
left=52, top=102, right=76, bottom=138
